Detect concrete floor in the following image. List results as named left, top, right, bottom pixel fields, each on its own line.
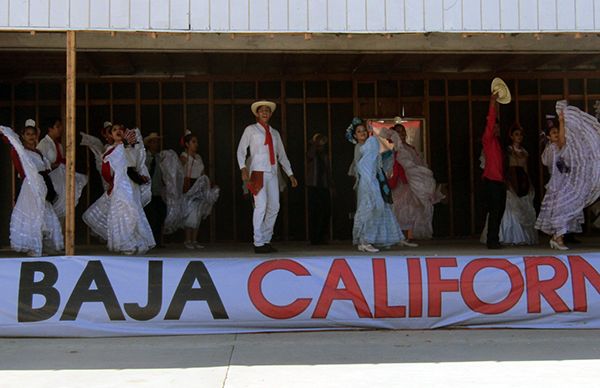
left=1, top=329, right=600, bottom=387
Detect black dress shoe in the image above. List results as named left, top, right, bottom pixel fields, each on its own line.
left=265, top=243, right=278, bottom=252
left=254, top=245, right=271, bottom=254
left=487, top=242, right=502, bottom=249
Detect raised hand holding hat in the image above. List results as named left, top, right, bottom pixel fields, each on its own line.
left=491, top=77, right=512, bottom=104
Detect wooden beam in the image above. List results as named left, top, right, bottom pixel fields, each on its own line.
left=492, top=54, right=524, bottom=72
left=556, top=54, right=596, bottom=71
left=457, top=55, right=481, bottom=72
left=81, top=52, right=100, bottom=75
left=351, top=54, right=368, bottom=74
left=65, top=31, right=76, bottom=255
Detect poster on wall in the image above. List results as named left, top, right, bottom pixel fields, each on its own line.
left=366, top=117, right=427, bottom=159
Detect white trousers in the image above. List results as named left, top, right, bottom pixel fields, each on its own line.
left=253, top=170, right=280, bottom=247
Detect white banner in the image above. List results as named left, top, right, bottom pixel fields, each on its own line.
left=2, top=254, right=600, bottom=337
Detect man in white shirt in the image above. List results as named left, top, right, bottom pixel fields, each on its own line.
left=237, top=100, right=298, bottom=253
left=37, top=117, right=64, bottom=170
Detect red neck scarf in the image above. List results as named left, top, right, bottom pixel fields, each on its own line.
left=53, top=137, right=65, bottom=164
left=258, top=122, right=275, bottom=165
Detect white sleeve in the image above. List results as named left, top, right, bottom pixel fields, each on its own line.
left=275, top=132, right=293, bottom=177
left=36, top=137, right=55, bottom=163
left=236, top=126, right=252, bottom=170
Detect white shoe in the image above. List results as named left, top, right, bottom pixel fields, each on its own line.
left=184, top=241, right=195, bottom=250
left=193, top=242, right=205, bottom=249
left=550, top=239, right=569, bottom=250
left=398, top=240, right=419, bottom=248
left=358, top=244, right=379, bottom=253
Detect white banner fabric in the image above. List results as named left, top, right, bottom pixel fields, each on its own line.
left=1, top=254, right=600, bottom=337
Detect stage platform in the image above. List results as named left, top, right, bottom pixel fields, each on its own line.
left=2, top=237, right=600, bottom=258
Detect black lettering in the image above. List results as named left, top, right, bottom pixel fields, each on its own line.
left=18, top=262, right=60, bottom=322
left=60, top=261, right=125, bottom=321
left=124, top=261, right=163, bottom=321
left=165, top=261, right=228, bottom=320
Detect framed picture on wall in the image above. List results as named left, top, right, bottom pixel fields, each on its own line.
left=365, top=117, right=428, bottom=161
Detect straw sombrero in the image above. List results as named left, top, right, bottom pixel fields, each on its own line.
left=491, top=78, right=511, bottom=104
left=251, top=100, right=277, bottom=116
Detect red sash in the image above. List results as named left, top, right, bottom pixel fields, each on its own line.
left=54, top=139, right=65, bottom=165
left=259, top=122, right=275, bottom=165
left=246, top=171, right=264, bottom=196
left=102, top=147, right=116, bottom=194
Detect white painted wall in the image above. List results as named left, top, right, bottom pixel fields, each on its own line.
left=1, top=0, right=599, bottom=32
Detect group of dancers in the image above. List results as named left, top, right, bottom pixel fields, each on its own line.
left=345, top=117, right=444, bottom=252
left=481, top=78, right=600, bottom=250
left=2, top=90, right=600, bottom=256
left=0, top=119, right=219, bottom=256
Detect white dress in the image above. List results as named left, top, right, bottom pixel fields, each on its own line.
left=80, top=132, right=110, bottom=191
left=0, top=126, right=63, bottom=256
left=179, top=152, right=220, bottom=229
left=480, top=146, right=538, bottom=245
left=82, top=129, right=154, bottom=253
left=535, top=101, right=600, bottom=236
left=104, top=143, right=155, bottom=254
left=387, top=130, right=444, bottom=240
left=37, top=134, right=88, bottom=219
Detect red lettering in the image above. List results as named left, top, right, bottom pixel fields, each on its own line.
left=407, top=258, right=423, bottom=317
left=248, top=259, right=312, bottom=319
left=460, top=259, right=524, bottom=314
left=524, top=256, right=570, bottom=313
left=426, top=258, right=459, bottom=317
left=569, top=255, right=600, bottom=312
left=312, top=259, right=372, bottom=319
left=373, top=259, right=406, bottom=318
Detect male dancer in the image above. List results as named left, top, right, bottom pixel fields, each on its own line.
left=237, top=100, right=298, bottom=253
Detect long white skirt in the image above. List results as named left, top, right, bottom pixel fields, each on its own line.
left=481, top=189, right=538, bottom=245
left=49, top=164, right=88, bottom=219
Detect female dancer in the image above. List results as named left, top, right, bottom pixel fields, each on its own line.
left=0, top=122, right=63, bottom=256
left=179, top=131, right=219, bottom=249
left=535, top=101, right=600, bottom=250
left=388, top=123, right=442, bottom=242
left=481, top=124, right=538, bottom=245
left=346, top=118, right=404, bottom=252
left=86, top=124, right=155, bottom=254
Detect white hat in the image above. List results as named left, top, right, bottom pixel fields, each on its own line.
left=491, top=78, right=511, bottom=104
left=103, top=121, right=112, bottom=129
left=25, top=119, right=36, bottom=128
left=143, top=132, right=161, bottom=145
left=251, top=100, right=276, bottom=116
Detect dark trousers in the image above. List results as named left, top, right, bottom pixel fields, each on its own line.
left=483, top=178, right=507, bottom=246
left=145, top=195, right=167, bottom=244
left=308, top=187, right=330, bottom=244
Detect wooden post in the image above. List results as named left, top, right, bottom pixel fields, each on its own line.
left=65, top=31, right=76, bottom=255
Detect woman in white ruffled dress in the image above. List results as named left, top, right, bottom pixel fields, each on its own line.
left=178, top=131, right=219, bottom=249
left=387, top=124, right=444, bottom=242
left=0, top=124, right=63, bottom=256
left=481, top=125, right=538, bottom=245
left=535, top=101, right=600, bottom=250
left=83, top=124, right=155, bottom=254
